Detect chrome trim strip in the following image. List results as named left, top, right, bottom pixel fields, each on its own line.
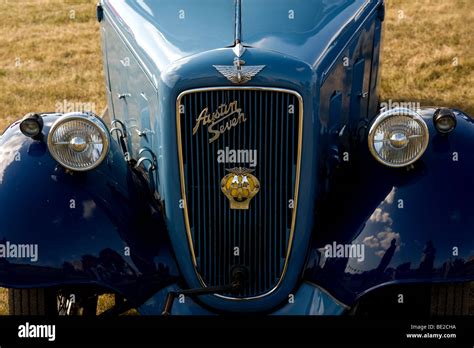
left=176, top=86, right=304, bottom=301
left=234, top=0, right=242, bottom=44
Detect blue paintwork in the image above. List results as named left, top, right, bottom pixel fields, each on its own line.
left=241, top=0, right=378, bottom=68
left=99, top=0, right=385, bottom=313
left=138, top=281, right=346, bottom=315
left=271, top=282, right=347, bottom=316
left=101, top=0, right=381, bottom=81
left=1, top=0, right=472, bottom=315
left=102, top=0, right=236, bottom=76
left=0, top=115, right=179, bottom=305
left=139, top=284, right=215, bottom=316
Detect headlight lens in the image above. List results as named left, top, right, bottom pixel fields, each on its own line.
left=47, top=113, right=110, bottom=171
left=368, top=108, right=429, bottom=167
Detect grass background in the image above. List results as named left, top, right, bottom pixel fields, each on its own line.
left=0, top=0, right=472, bottom=314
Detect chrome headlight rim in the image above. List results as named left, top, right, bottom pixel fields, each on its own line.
left=47, top=112, right=110, bottom=172
left=368, top=107, right=430, bottom=168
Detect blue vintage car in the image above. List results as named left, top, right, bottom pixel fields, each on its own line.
left=1, top=0, right=473, bottom=316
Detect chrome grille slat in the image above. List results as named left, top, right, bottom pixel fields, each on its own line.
left=177, top=87, right=302, bottom=298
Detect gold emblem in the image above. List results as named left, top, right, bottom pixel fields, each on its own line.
left=221, top=167, right=260, bottom=210
left=193, top=101, right=247, bottom=143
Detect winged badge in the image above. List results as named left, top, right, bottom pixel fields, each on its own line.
left=213, top=58, right=265, bottom=84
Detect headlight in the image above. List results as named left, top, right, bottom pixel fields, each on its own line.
left=47, top=113, right=110, bottom=171
left=368, top=108, right=429, bottom=167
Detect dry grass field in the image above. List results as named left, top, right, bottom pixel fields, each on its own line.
left=0, top=0, right=106, bottom=130
left=381, top=0, right=473, bottom=112
left=0, top=0, right=472, bottom=315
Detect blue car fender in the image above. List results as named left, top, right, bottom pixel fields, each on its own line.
left=304, top=108, right=474, bottom=307
left=0, top=114, right=178, bottom=305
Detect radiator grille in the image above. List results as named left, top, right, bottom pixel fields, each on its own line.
left=177, top=87, right=302, bottom=298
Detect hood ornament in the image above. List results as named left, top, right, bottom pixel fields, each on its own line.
left=232, top=42, right=246, bottom=58
left=214, top=44, right=265, bottom=84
